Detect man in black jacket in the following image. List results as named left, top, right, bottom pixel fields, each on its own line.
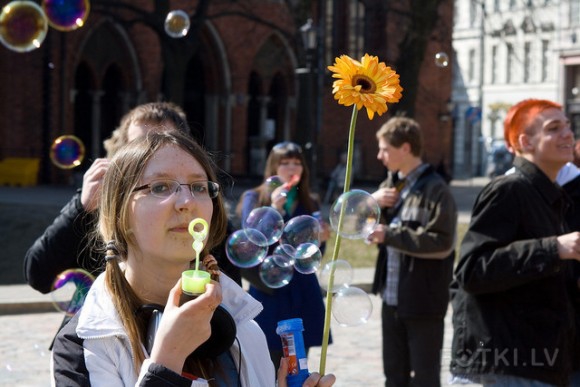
left=450, top=99, right=580, bottom=386
left=367, top=117, right=457, bottom=387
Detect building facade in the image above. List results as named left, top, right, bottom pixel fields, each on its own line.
left=0, top=0, right=454, bottom=187
left=452, top=0, right=580, bottom=178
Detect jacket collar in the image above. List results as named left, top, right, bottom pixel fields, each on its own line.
left=76, top=272, right=263, bottom=340
left=513, top=157, right=566, bottom=208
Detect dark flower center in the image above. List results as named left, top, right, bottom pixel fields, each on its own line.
left=352, top=75, right=376, bottom=93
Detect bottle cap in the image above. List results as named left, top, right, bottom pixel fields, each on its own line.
left=276, top=318, right=304, bottom=334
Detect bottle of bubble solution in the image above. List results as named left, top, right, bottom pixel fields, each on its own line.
left=276, top=318, right=310, bottom=387
left=180, top=218, right=211, bottom=304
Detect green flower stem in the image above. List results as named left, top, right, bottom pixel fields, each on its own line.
left=319, top=106, right=358, bottom=375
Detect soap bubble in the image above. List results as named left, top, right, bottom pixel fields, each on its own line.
left=319, top=259, right=353, bottom=292
left=243, top=206, right=284, bottom=245
left=272, top=245, right=295, bottom=267
left=434, top=51, right=449, bottom=68
left=164, top=10, right=190, bottom=38
left=51, top=268, right=94, bottom=316
left=50, top=135, right=85, bottom=169
left=293, top=243, right=322, bottom=274
left=279, top=215, right=321, bottom=256
left=0, top=1, right=48, bottom=53
left=225, top=229, right=267, bottom=268
left=332, top=286, right=373, bottom=327
left=265, top=175, right=283, bottom=191
left=259, top=255, right=294, bottom=288
left=42, top=0, right=89, bottom=31
left=329, top=189, right=380, bottom=240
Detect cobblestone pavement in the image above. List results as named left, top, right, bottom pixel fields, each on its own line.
left=0, top=298, right=478, bottom=386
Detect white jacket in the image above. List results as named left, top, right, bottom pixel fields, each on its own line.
left=52, top=272, right=275, bottom=386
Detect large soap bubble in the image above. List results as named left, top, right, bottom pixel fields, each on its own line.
left=225, top=229, right=267, bottom=268
left=243, top=206, right=284, bottom=246
left=319, top=259, right=353, bottom=292
left=51, top=268, right=94, bottom=316
left=329, top=189, right=380, bottom=240
left=164, top=10, right=190, bottom=38
left=50, top=135, right=85, bottom=169
left=279, top=215, right=321, bottom=256
left=259, top=255, right=294, bottom=289
left=42, top=0, right=89, bottom=31
left=332, top=286, right=373, bottom=327
left=0, top=1, right=48, bottom=53
left=293, top=243, right=322, bottom=274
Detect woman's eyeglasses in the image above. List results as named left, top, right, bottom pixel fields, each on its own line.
left=133, top=180, right=220, bottom=200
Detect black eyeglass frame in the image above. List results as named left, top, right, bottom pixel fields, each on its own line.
left=133, top=180, right=220, bottom=199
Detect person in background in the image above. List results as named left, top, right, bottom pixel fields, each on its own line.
left=235, top=141, right=330, bottom=371
left=51, top=130, right=336, bottom=387
left=367, top=116, right=457, bottom=387
left=323, top=150, right=349, bottom=204
left=450, top=99, right=580, bottom=386
left=23, top=101, right=241, bottom=293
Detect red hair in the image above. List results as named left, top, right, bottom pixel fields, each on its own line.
left=504, top=99, right=562, bottom=153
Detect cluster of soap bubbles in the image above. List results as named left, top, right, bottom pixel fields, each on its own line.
left=0, top=0, right=190, bottom=53
left=323, top=189, right=381, bottom=326
left=50, top=268, right=94, bottom=316
left=227, top=177, right=381, bottom=327
left=226, top=207, right=322, bottom=289
left=0, top=0, right=89, bottom=52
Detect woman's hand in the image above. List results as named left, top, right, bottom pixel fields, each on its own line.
left=271, top=186, right=288, bottom=212
left=80, top=158, right=109, bottom=212
left=319, top=221, right=331, bottom=243
left=277, top=358, right=336, bottom=387
left=148, top=278, right=222, bottom=374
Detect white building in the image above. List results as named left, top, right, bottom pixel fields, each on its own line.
left=452, top=0, right=580, bottom=177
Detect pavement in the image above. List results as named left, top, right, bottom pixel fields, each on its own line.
left=0, top=177, right=488, bottom=386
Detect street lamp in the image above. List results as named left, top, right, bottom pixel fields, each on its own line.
left=298, top=18, right=319, bottom=190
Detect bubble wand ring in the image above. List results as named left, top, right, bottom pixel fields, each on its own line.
left=188, top=218, right=209, bottom=242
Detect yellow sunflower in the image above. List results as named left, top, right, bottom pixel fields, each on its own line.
left=328, top=53, right=403, bottom=120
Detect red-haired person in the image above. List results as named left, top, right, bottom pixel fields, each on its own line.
left=450, top=99, right=580, bottom=386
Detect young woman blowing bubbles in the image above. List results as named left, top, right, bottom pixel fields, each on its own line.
left=51, top=131, right=335, bottom=386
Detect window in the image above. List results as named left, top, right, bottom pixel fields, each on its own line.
left=348, top=0, right=365, bottom=59
left=524, top=42, right=531, bottom=83
left=491, top=45, right=498, bottom=84
left=468, top=49, right=476, bottom=83
left=470, top=0, right=477, bottom=27
left=541, top=40, right=549, bottom=81
left=571, top=0, right=580, bottom=27
left=507, top=43, right=514, bottom=83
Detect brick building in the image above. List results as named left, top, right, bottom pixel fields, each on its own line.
left=0, top=0, right=453, bottom=188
